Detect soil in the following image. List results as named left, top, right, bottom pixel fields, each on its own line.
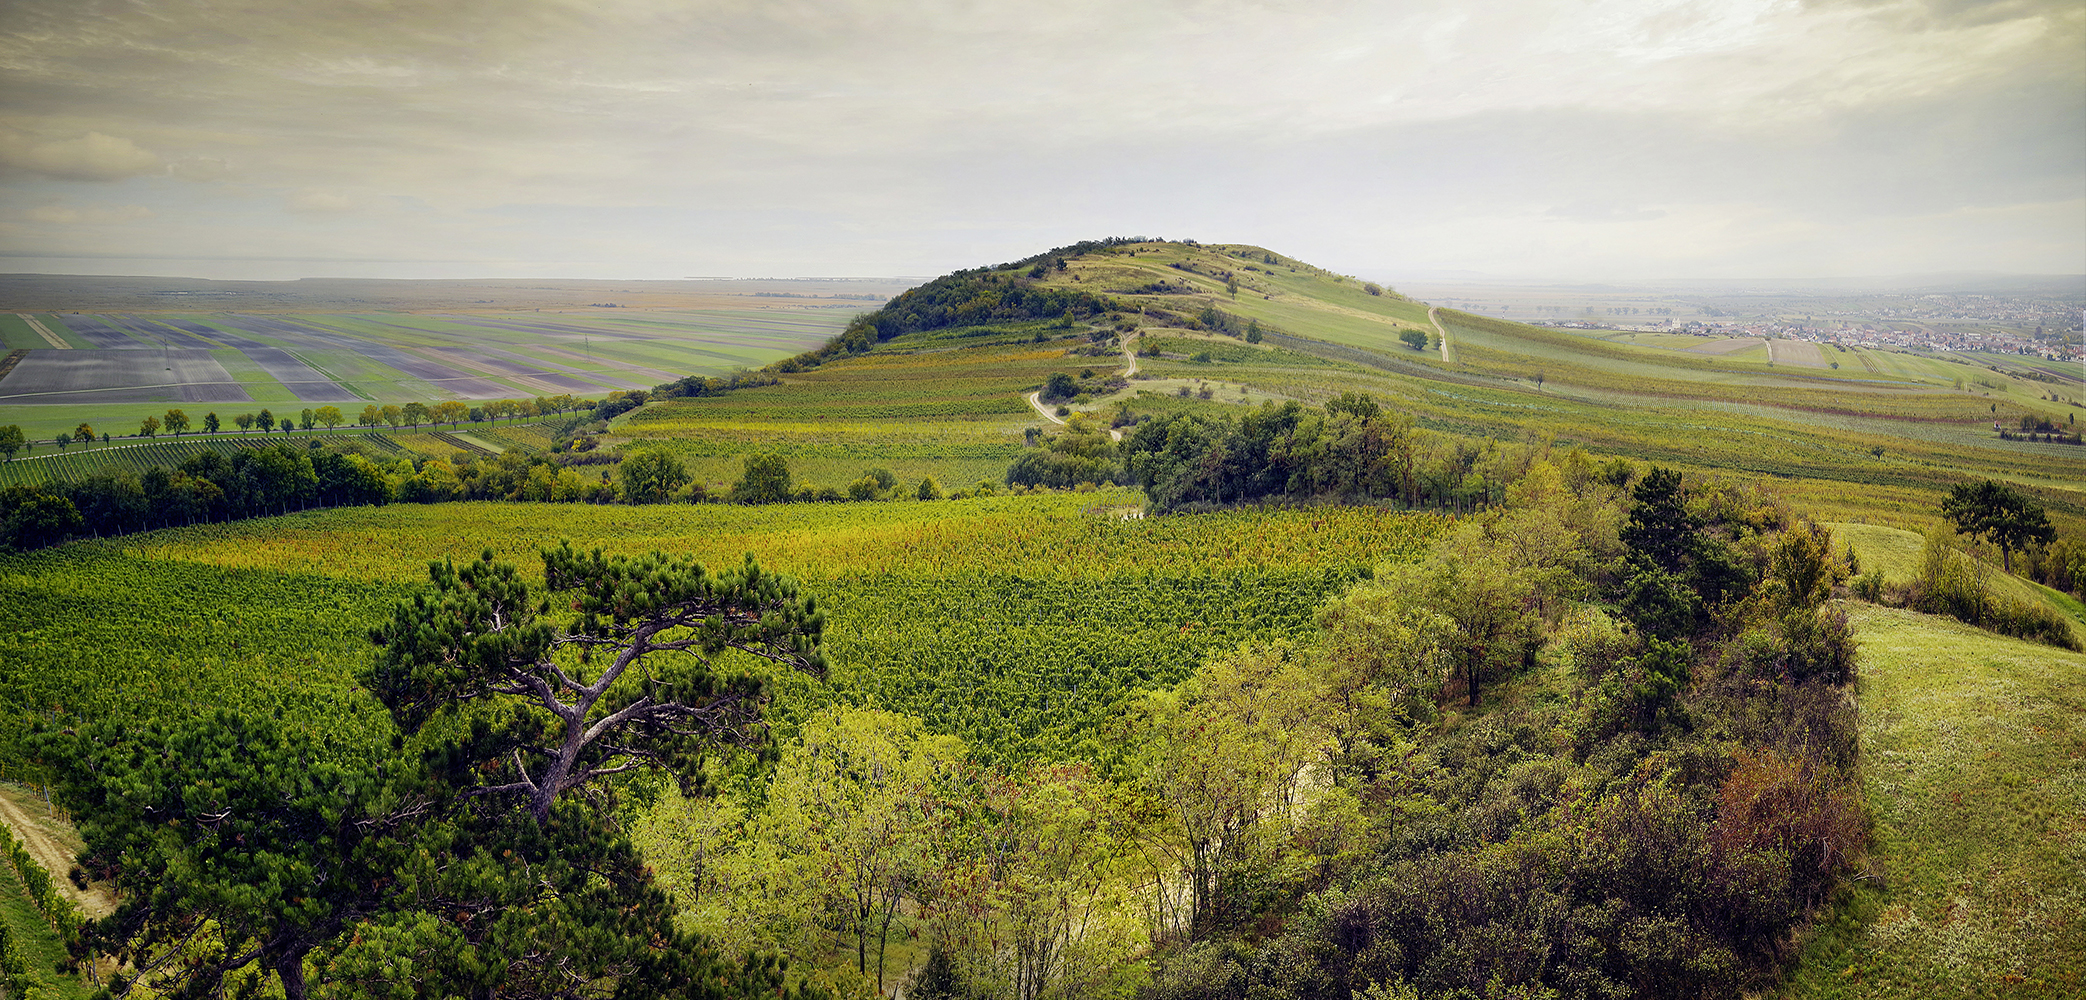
left=0, top=783, right=116, bottom=917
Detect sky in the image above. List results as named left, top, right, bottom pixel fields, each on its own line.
left=1, top=0, right=2080, bottom=284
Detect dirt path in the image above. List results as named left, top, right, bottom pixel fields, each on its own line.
left=17, top=314, right=70, bottom=350
left=0, top=784, right=115, bottom=917
left=1428, top=307, right=1454, bottom=363
left=1026, top=391, right=1067, bottom=425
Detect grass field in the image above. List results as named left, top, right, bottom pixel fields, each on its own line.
left=1784, top=603, right=2086, bottom=999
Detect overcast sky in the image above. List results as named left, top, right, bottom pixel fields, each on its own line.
left=1, top=0, right=2080, bottom=283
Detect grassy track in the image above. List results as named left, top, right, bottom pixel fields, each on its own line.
left=1785, top=604, right=2086, bottom=998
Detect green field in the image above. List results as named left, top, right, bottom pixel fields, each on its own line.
left=1786, top=604, right=2086, bottom=998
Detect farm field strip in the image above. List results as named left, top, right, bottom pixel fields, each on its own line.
left=3, top=314, right=65, bottom=350
left=112, top=315, right=222, bottom=350
left=220, top=315, right=514, bottom=397
left=0, top=349, right=255, bottom=405
left=53, top=314, right=157, bottom=350
left=24, top=315, right=91, bottom=349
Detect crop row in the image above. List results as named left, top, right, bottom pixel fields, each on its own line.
left=1, top=821, right=80, bottom=944
left=0, top=433, right=414, bottom=489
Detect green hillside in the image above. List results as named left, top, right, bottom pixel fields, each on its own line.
left=4, top=239, right=2082, bottom=1000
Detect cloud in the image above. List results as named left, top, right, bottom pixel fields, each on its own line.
left=0, top=131, right=159, bottom=181
left=287, top=189, right=357, bottom=213
left=1547, top=202, right=1667, bottom=223
left=0, top=0, right=2075, bottom=278
left=167, top=156, right=230, bottom=181
left=24, top=202, right=155, bottom=224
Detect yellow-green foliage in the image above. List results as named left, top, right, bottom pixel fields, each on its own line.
left=1788, top=604, right=2086, bottom=998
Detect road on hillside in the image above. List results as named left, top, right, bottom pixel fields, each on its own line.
left=1026, top=391, right=1066, bottom=425
left=1428, top=306, right=1455, bottom=363
left=1027, top=334, right=1141, bottom=439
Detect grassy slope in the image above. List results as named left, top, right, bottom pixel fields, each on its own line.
left=1785, top=603, right=2086, bottom=999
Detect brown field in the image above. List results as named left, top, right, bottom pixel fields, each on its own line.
left=1688, top=337, right=1763, bottom=355
left=1770, top=339, right=1827, bottom=367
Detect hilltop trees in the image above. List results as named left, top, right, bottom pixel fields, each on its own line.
left=0, top=425, right=21, bottom=461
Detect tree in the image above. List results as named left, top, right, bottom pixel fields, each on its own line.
left=299, top=408, right=316, bottom=431
left=763, top=707, right=962, bottom=991
left=917, top=476, right=944, bottom=501
left=1943, top=479, right=2056, bottom=573
left=2, top=486, right=83, bottom=548
left=0, top=424, right=21, bottom=461
left=432, top=400, right=468, bottom=426
left=314, top=405, right=343, bottom=430
left=1245, top=319, right=1263, bottom=344
left=1133, top=643, right=1325, bottom=939
left=44, top=711, right=388, bottom=1000
left=1400, top=329, right=1427, bottom=351
left=203, top=411, right=220, bottom=433
left=401, top=402, right=429, bottom=428
left=1044, top=372, right=1079, bottom=401
left=378, top=405, right=402, bottom=429
left=256, top=409, right=275, bottom=433
left=55, top=433, right=70, bottom=451
left=163, top=409, right=189, bottom=436
left=358, top=404, right=381, bottom=427
left=618, top=449, right=690, bottom=504
left=139, top=415, right=160, bottom=437
left=734, top=452, right=792, bottom=504
left=234, top=412, right=255, bottom=433
left=74, top=422, right=94, bottom=444
left=44, top=549, right=835, bottom=1000
left=366, top=543, right=827, bottom=823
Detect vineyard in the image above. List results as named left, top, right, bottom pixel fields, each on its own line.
left=0, top=494, right=1444, bottom=781
left=0, top=431, right=417, bottom=488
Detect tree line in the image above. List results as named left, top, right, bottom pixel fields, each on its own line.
left=1011, top=392, right=1555, bottom=515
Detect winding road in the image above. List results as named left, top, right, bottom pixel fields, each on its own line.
left=1026, top=336, right=1141, bottom=440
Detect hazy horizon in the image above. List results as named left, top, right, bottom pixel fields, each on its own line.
left=3, top=1, right=2081, bottom=284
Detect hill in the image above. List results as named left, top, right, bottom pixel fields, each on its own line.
left=3, top=238, right=2082, bottom=999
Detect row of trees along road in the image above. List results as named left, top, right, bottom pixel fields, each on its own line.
left=0, top=395, right=600, bottom=462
